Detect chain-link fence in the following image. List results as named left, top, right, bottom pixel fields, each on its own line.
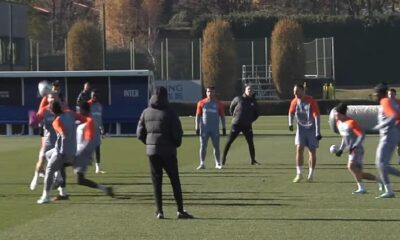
left=25, top=37, right=334, bottom=83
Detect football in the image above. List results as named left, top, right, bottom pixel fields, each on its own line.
left=329, top=145, right=338, bottom=154
left=38, top=81, right=51, bottom=97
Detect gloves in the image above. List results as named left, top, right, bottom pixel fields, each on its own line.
left=335, top=149, right=343, bottom=157
left=289, top=125, right=294, bottom=131
left=222, top=128, right=226, bottom=136
left=196, top=129, right=200, bottom=136
left=316, top=134, right=322, bottom=140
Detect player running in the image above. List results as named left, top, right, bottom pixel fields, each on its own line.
left=195, top=87, right=226, bottom=170
left=388, top=88, right=400, bottom=164
left=37, top=101, right=86, bottom=204
left=289, top=83, right=322, bottom=183
left=373, top=84, right=400, bottom=199
left=333, top=103, right=381, bottom=194
left=73, top=102, right=113, bottom=196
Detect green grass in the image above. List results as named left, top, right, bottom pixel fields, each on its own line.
left=1, top=116, right=400, bottom=240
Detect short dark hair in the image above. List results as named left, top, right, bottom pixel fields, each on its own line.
left=374, top=83, right=388, bottom=97
left=154, top=86, right=167, bottom=98
left=79, top=101, right=91, bottom=113
left=52, top=80, right=60, bottom=88
left=335, top=102, right=347, bottom=115
left=206, top=86, right=215, bottom=90
left=294, top=83, right=304, bottom=89
left=91, top=89, right=98, bottom=94
left=50, top=101, right=63, bottom=115
left=389, top=88, right=396, bottom=94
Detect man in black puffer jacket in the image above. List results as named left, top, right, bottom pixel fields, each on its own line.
left=137, top=87, right=193, bottom=220
left=222, top=84, right=260, bottom=165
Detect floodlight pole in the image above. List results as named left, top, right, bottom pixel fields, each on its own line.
left=102, top=2, right=107, bottom=70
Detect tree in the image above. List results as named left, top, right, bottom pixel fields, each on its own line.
left=141, top=0, right=162, bottom=70
left=67, top=20, right=102, bottom=70
left=271, top=18, right=305, bottom=99
left=201, top=19, right=237, bottom=100
left=95, top=0, right=140, bottom=49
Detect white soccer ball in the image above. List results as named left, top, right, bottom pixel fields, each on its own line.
left=329, top=145, right=339, bottom=154
left=38, top=81, right=51, bottom=97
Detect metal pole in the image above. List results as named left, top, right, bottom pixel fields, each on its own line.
left=8, top=3, right=14, bottom=71
left=251, top=41, right=254, bottom=78
left=29, top=39, right=33, bottom=71
left=129, top=40, right=132, bottom=69
left=161, top=41, right=164, bottom=80
left=323, top=38, right=327, bottom=78
left=315, top=38, right=319, bottom=77
left=191, top=40, right=194, bottom=80
left=265, top=37, right=268, bottom=81
left=166, top=38, right=169, bottom=80
left=21, top=78, right=25, bottom=106
left=331, top=37, right=336, bottom=100
left=132, top=38, right=135, bottom=70
left=36, top=42, right=39, bottom=71
left=102, top=2, right=106, bottom=70
left=199, top=38, right=202, bottom=82
left=64, top=38, right=68, bottom=70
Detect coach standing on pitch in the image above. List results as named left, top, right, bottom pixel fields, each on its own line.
left=137, top=86, right=193, bottom=219
left=222, top=84, right=260, bottom=165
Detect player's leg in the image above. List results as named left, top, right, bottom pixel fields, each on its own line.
left=397, top=144, right=400, bottom=164
left=210, top=130, right=221, bottom=168
left=375, top=138, right=396, bottom=198
left=347, top=160, right=366, bottom=194
left=30, top=138, right=47, bottom=190
left=74, top=149, right=113, bottom=196
left=162, top=154, right=193, bottom=219
left=307, top=148, right=317, bottom=181
left=37, top=149, right=62, bottom=204
left=243, top=127, right=258, bottom=165
left=198, top=131, right=209, bottom=169
left=305, top=129, right=319, bottom=181
left=148, top=155, right=164, bottom=217
left=95, top=145, right=105, bottom=173
left=293, top=144, right=305, bottom=183
left=222, top=125, right=240, bottom=165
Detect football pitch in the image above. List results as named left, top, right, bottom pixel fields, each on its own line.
left=1, top=116, right=400, bottom=240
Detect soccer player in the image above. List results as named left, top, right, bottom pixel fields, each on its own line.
left=289, top=83, right=322, bottom=183
left=73, top=102, right=113, bottom=196
left=222, top=84, right=260, bottom=165
left=388, top=88, right=400, bottom=164
left=37, top=101, right=86, bottom=204
left=334, top=103, right=381, bottom=194
left=137, top=87, right=193, bottom=219
left=195, top=87, right=226, bottom=170
left=88, top=89, right=105, bottom=173
left=29, top=92, right=58, bottom=190
left=76, top=82, right=91, bottom=108
left=373, top=84, right=400, bottom=198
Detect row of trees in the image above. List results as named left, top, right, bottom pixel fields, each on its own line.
left=201, top=18, right=303, bottom=100
left=9, top=0, right=400, bottom=53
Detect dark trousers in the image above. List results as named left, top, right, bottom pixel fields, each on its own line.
left=222, top=124, right=255, bottom=164
left=95, top=146, right=101, bottom=163
left=149, top=154, right=184, bottom=213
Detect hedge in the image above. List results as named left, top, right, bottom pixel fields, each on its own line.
left=171, top=99, right=377, bottom=116
left=192, top=14, right=400, bottom=86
